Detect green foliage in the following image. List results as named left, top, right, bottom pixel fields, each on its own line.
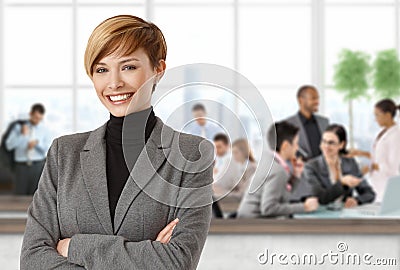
left=333, top=49, right=371, bottom=101
left=373, top=49, right=400, bottom=99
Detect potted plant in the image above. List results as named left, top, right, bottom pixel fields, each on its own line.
left=333, top=49, right=371, bottom=148
left=373, top=49, right=400, bottom=99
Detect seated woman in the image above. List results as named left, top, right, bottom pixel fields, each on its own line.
left=231, top=139, right=257, bottom=197
left=213, top=138, right=256, bottom=201
left=303, top=124, right=375, bottom=207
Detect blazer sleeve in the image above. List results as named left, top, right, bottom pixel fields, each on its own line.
left=260, top=169, right=304, bottom=217
left=303, top=162, right=346, bottom=205
left=66, top=140, right=214, bottom=270
left=20, top=139, right=84, bottom=269
left=348, top=159, right=376, bottom=204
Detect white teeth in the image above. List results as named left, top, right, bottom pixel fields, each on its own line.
left=109, top=93, right=132, bottom=102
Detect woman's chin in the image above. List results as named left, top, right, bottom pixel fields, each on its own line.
left=108, top=106, right=129, bottom=117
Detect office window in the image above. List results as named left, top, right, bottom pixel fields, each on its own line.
left=324, top=2, right=396, bottom=149
left=4, top=7, right=73, bottom=85
left=324, top=88, right=381, bottom=151
left=4, top=89, right=73, bottom=137
left=153, top=6, right=234, bottom=69
left=1, top=0, right=399, bottom=149
left=325, top=6, right=395, bottom=85
left=239, top=5, right=311, bottom=87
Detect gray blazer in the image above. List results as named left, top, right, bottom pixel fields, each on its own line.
left=285, top=113, right=329, bottom=159
left=303, top=155, right=375, bottom=205
left=237, top=153, right=305, bottom=218
left=20, top=117, right=214, bottom=270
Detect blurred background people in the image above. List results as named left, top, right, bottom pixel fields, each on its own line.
left=286, top=85, right=329, bottom=161
left=303, top=124, right=375, bottom=208
left=212, top=133, right=231, bottom=178
left=237, top=121, right=319, bottom=218
left=0, top=119, right=27, bottom=193
left=212, top=133, right=239, bottom=199
left=230, top=139, right=257, bottom=196
left=213, top=138, right=256, bottom=201
left=5, top=104, right=51, bottom=195
left=184, top=103, right=223, bottom=141
left=349, top=99, right=400, bottom=202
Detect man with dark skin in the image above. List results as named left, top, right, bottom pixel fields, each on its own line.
left=285, top=85, right=329, bottom=161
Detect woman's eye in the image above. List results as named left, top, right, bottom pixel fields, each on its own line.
left=123, top=65, right=136, bottom=71
left=96, top=67, right=107, bottom=73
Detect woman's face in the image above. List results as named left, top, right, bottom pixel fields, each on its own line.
left=92, top=47, right=165, bottom=117
left=374, top=107, right=391, bottom=127
left=320, top=131, right=344, bottom=158
left=232, top=146, right=245, bottom=163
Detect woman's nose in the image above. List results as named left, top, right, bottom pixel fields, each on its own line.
left=108, top=73, right=124, bottom=90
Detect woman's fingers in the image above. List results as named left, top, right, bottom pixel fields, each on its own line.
left=156, top=218, right=179, bottom=242
left=160, top=224, right=176, bottom=243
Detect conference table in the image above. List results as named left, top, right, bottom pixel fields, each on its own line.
left=1, top=196, right=400, bottom=234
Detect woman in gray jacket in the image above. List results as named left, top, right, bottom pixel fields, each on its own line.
left=303, top=124, right=375, bottom=207
left=20, top=15, right=214, bottom=270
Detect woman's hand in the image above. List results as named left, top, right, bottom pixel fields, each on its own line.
left=361, top=165, right=370, bottom=175
left=341, top=175, right=362, bottom=188
left=291, top=157, right=304, bottom=178
left=344, top=197, right=358, bottom=208
left=156, top=218, right=179, bottom=244
left=371, top=163, right=379, bottom=171
left=56, top=238, right=71, bottom=257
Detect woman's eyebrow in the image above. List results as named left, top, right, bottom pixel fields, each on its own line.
left=119, top=58, right=140, bottom=64
left=96, top=58, right=140, bottom=66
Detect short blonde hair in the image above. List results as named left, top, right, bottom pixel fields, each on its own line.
left=84, top=15, right=167, bottom=78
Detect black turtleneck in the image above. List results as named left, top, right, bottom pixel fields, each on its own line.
left=105, top=107, right=157, bottom=227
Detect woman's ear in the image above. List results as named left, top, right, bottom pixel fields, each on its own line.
left=152, top=60, right=166, bottom=93
left=154, top=59, right=166, bottom=82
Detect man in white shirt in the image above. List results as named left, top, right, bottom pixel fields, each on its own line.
left=184, top=103, right=223, bottom=141
left=5, top=104, right=51, bottom=195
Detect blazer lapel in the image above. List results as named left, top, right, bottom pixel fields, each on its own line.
left=113, top=118, right=174, bottom=234
left=316, top=115, right=327, bottom=134
left=295, top=115, right=312, bottom=157
left=80, top=124, right=114, bottom=235
left=320, top=156, right=334, bottom=188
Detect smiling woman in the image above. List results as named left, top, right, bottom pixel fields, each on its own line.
left=302, top=124, right=375, bottom=207
left=91, top=48, right=165, bottom=116
left=19, top=15, right=214, bottom=270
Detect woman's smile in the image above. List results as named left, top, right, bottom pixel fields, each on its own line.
left=107, top=92, right=135, bottom=105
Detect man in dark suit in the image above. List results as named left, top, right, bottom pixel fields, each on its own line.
left=285, top=85, right=329, bottom=161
